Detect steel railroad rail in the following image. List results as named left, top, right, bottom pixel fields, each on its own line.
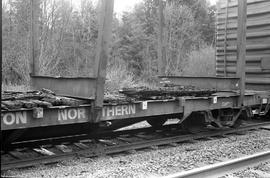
left=164, top=150, right=270, bottom=178
left=2, top=121, right=270, bottom=171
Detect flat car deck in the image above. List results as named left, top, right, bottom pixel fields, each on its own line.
left=2, top=90, right=269, bottom=131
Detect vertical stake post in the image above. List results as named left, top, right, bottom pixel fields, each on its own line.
left=94, top=0, right=114, bottom=111
left=30, top=0, right=39, bottom=77
left=158, top=0, right=166, bottom=75
left=236, top=0, right=247, bottom=106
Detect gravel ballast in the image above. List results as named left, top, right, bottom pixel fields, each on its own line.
left=223, top=161, right=270, bottom=178
left=2, top=129, right=270, bottom=178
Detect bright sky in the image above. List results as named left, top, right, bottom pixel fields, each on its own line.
left=114, top=0, right=218, bottom=14
left=114, top=0, right=142, bottom=13
left=2, top=0, right=218, bottom=14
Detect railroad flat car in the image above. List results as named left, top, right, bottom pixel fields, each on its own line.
left=1, top=0, right=270, bottom=147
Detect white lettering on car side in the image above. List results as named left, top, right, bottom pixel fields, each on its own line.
left=2, top=112, right=27, bottom=125
left=107, top=106, right=114, bottom=117
left=129, top=105, right=136, bottom=115
left=102, top=104, right=136, bottom=117
left=122, top=105, right=129, bottom=115
left=116, top=106, right=122, bottom=116
left=68, top=109, right=77, bottom=120
left=58, top=108, right=86, bottom=121
left=77, top=108, right=86, bottom=119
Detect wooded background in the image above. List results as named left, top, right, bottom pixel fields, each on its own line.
left=2, top=0, right=216, bottom=89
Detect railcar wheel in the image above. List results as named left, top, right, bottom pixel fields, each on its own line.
left=147, top=118, right=167, bottom=128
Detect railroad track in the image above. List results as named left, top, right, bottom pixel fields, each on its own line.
left=3, top=123, right=183, bottom=150
left=1, top=121, right=270, bottom=171
left=164, top=150, right=270, bottom=178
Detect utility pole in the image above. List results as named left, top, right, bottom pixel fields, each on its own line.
left=158, top=0, right=166, bottom=76
left=236, top=0, right=247, bottom=106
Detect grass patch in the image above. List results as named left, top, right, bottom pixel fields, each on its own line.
left=2, top=84, right=30, bottom=92
left=105, top=62, right=136, bottom=94
left=183, top=46, right=216, bottom=77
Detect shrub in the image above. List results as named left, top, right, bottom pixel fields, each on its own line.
left=105, top=61, right=136, bottom=94
left=182, top=46, right=216, bottom=77
left=2, top=84, right=30, bottom=92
